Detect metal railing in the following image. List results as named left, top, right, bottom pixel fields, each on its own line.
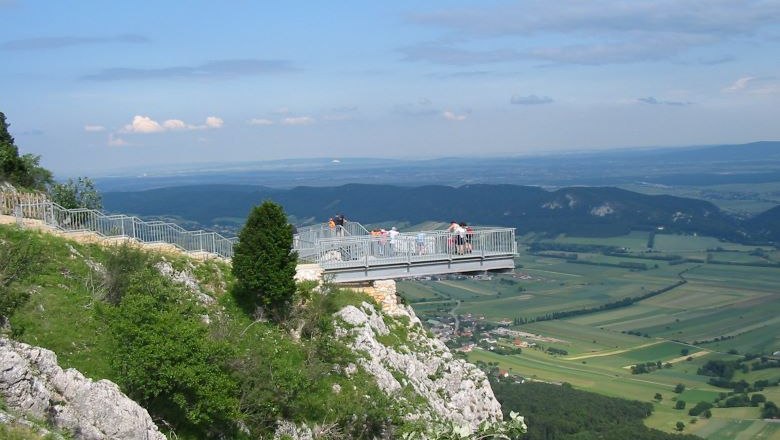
left=295, top=221, right=370, bottom=262
left=13, top=201, right=238, bottom=259
left=302, top=227, right=516, bottom=269
left=6, top=193, right=515, bottom=271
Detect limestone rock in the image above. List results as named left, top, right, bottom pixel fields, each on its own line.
left=154, top=260, right=214, bottom=305
left=334, top=300, right=502, bottom=431
left=0, top=338, right=166, bottom=440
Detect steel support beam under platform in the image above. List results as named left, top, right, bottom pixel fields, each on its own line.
left=321, top=254, right=515, bottom=283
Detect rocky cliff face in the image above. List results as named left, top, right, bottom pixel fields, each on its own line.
left=0, top=338, right=165, bottom=440
left=334, top=281, right=503, bottom=430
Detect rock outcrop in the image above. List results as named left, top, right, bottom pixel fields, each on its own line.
left=334, top=283, right=503, bottom=431
left=0, top=338, right=166, bottom=440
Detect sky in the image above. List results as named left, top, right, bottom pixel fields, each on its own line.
left=1, top=0, right=779, bottom=176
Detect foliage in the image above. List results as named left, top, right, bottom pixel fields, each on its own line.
left=0, top=111, right=52, bottom=190
left=675, top=400, right=686, bottom=410
left=107, top=269, right=239, bottom=436
left=673, top=383, right=685, bottom=394
left=48, top=177, right=102, bottom=210
left=232, top=201, right=297, bottom=321
left=697, top=359, right=739, bottom=379
left=763, top=401, right=779, bottom=419
left=491, top=380, right=700, bottom=440
left=0, top=423, right=49, bottom=440
left=688, top=401, right=713, bottom=416
left=752, top=394, right=767, bottom=404
left=675, top=421, right=685, bottom=432
left=227, top=286, right=402, bottom=438
left=0, top=233, right=44, bottom=325
left=400, top=411, right=527, bottom=440
left=99, top=243, right=148, bottom=305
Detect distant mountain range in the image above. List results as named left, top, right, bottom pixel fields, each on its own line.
left=104, top=184, right=777, bottom=243
left=94, top=141, right=780, bottom=192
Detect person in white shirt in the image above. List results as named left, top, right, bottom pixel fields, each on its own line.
left=388, top=226, right=400, bottom=255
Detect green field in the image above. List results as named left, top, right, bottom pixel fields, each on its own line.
left=402, top=232, right=780, bottom=439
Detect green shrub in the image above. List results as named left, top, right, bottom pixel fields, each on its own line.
left=100, top=243, right=148, bottom=305
left=231, top=302, right=398, bottom=438
left=108, top=269, right=239, bottom=436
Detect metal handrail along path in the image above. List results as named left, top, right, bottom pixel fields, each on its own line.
left=8, top=195, right=516, bottom=280
left=14, top=201, right=238, bottom=259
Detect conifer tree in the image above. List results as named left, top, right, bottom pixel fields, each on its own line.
left=232, top=201, right=297, bottom=321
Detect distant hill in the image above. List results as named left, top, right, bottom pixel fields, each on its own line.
left=745, top=205, right=780, bottom=242
left=104, top=184, right=766, bottom=241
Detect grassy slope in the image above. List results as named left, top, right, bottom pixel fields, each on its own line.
left=0, top=224, right=408, bottom=439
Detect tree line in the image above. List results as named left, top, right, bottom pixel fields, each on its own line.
left=1, top=111, right=101, bottom=209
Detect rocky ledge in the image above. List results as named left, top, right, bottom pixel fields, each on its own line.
left=334, top=298, right=502, bottom=430
left=0, top=338, right=165, bottom=440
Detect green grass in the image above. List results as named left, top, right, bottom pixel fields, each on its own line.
left=653, top=234, right=761, bottom=253
left=531, top=231, right=652, bottom=251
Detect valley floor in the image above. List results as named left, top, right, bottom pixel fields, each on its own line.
left=400, top=231, right=780, bottom=439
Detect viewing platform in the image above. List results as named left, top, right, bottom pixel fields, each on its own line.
left=294, top=222, right=517, bottom=283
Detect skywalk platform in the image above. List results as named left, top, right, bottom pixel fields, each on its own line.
left=293, top=223, right=517, bottom=283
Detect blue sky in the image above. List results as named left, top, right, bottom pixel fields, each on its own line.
left=1, top=0, right=779, bottom=176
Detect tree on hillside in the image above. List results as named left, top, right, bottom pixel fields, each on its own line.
left=232, top=201, right=297, bottom=321
left=49, top=177, right=102, bottom=209
left=0, top=111, right=52, bottom=190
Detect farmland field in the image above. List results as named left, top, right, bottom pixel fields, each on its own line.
left=400, top=232, right=780, bottom=439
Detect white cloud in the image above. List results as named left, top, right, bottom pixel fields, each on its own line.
left=122, top=115, right=164, bottom=133
left=282, top=116, right=315, bottom=126
left=120, top=115, right=225, bottom=133
left=163, top=119, right=188, bottom=130
left=84, top=124, right=106, bottom=132
left=107, top=133, right=128, bottom=146
left=511, top=94, right=554, bottom=105
left=723, top=76, right=779, bottom=95
left=725, top=76, right=756, bottom=92
left=205, top=116, right=223, bottom=128
left=442, top=111, right=467, bottom=121
left=249, top=118, right=274, bottom=126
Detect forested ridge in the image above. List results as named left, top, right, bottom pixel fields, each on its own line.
left=104, top=183, right=777, bottom=242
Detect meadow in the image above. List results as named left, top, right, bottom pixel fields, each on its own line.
left=400, top=231, right=780, bottom=439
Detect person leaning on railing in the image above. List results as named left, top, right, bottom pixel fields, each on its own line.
left=334, top=213, right=346, bottom=236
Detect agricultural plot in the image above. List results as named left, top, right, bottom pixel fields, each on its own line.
left=653, top=234, right=757, bottom=253
left=532, top=231, right=652, bottom=251
left=405, top=231, right=780, bottom=438
left=691, top=417, right=780, bottom=440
